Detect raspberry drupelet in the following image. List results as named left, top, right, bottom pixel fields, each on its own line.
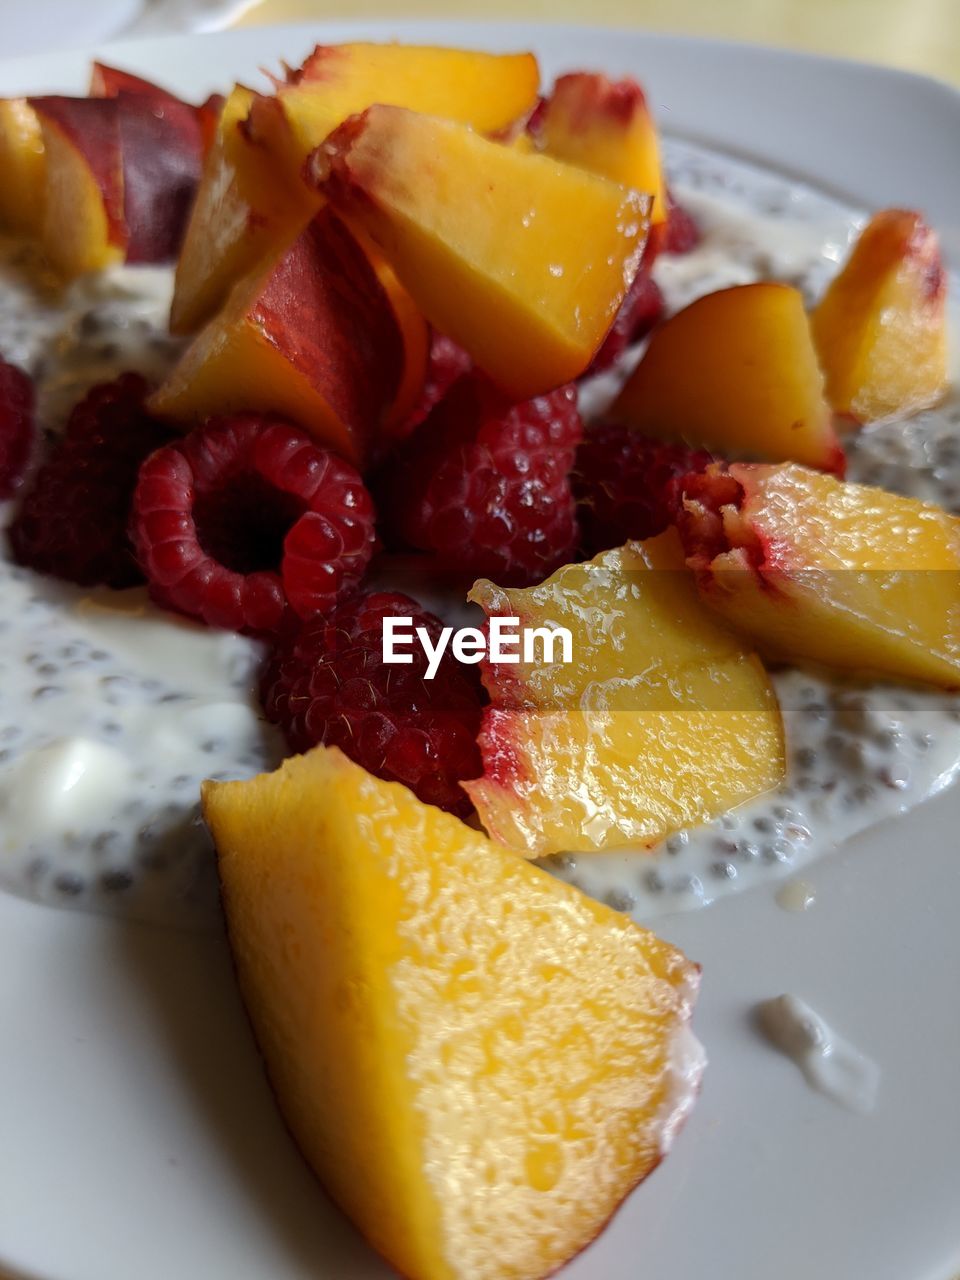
left=260, top=590, right=484, bottom=815
left=130, top=414, right=377, bottom=635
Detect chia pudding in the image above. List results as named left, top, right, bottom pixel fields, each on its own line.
left=0, top=136, right=957, bottom=930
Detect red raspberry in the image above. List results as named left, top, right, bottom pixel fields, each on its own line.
left=664, top=194, right=701, bottom=255
left=572, top=423, right=714, bottom=555
left=588, top=271, right=665, bottom=375
left=8, top=373, right=171, bottom=587
left=383, top=372, right=582, bottom=586
left=130, top=414, right=376, bottom=635
left=402, top=329, right=473, bottom=433
left=0, top=358, right=35, bottom=500
left=260, top=590, right=484, bottom=814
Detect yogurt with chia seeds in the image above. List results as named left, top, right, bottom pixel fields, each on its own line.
left=0, top=136, right=958, bottom=931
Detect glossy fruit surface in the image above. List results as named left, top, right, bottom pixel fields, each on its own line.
left=203, top=745, right=703, bottom=1280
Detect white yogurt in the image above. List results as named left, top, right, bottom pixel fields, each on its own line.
left=0, top=237, right=181, bottom=431
left=658, top=1018, right=708, bottom=1155
left=0, top=553, right=282, bottom=928
left=755, top=993, right=880, bottom=1113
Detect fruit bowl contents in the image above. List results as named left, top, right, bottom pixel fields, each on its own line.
left=0, top=38, right=957, bottom=1280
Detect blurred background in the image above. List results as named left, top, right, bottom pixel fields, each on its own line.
left=0, top=0, right=957, bottom=83
left=237, top=0, right=960, bottom=85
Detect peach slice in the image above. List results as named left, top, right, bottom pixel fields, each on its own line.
left=612, top=282, right=843, bottom=471
left=538, top=73, right=667, bottom=227
left=259, top=41, right=540, bottom=158
left=811, top=209, right=949, bottom=423
left=170, top=85, right=314, bottom=334
left=170, top=94, right=425, bottom=425
left=679, top=462, right=960, bottom=687
left=89, top=61, right=189, bottom=107
left=150, top=209, right=403, bottom=466
left=463, top=529, right=784, bottom=855
left=115, top=92, right=204, bottom=264
left=311, top=106, right=649, bottom=399
left=171, top=44, right=538, bottom=334
left=202, top=745, right=703, bottom=1280
left=29, top=96, right=126, bottom=277
left=0, top=99, right=45, bottom=236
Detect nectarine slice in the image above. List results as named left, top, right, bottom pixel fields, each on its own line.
left=172, top=43, right=538, bottom=334
left=30, top=96, right=126, bottom=277
left=202, top=745, right=703, bottom=1280
left=261, top=41, right=540, bottom=156
left=679, top=461, right=960, bottom=687
left=311, top=106, right=649, bottom=398
left=170, top=85, right=314, bottom=334
left=811, top=209, right=949, bottom=423
left=89, top=61, right=189, bottom=107
left=0, top=99, right=45, bottom=236
left=464, top=529, right=784, bottom=855
left=116, top=91, right=204, bottom=264
left=150, top=209, right=403, bottom=466
left=538, top=73, right=667, bottom=226
left=613, top=282, right=843, bottom=470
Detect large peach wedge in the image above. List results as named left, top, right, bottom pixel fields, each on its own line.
left=202, top=745, right=703, bottom=1280
left=311, top=105, right=649, bottom=399
left=679, top=461, right=960, bottom=687
left=150, top=209, right=404, bottom=466
left=612, top=282, right=843, bottom=471
left=464, top=529, right=784, bottom=855
left=811, top=209, right=949, bottom=423
left=538, top=72, right=667, bottom=226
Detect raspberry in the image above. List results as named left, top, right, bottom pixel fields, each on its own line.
left=588, top=271, right=665, bottom=375
left=0, top=358, right=35, bottom=500
left=130, top=414, right=376, bottom=635
left=664, top=194, right=701, bottom=255
left=383, top=372, right=582, bottom=586
left=403, top=329, right=473, bottom=433
left=8, top=373, right=171, bottom=587
left=260, top=590, right=484, bottom=814
left=572, top=423, right=714, bottom=555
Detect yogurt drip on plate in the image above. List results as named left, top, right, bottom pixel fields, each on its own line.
left=756, top=994, right=880, bottom=1113
left=0, top=136, right=958, bottom=929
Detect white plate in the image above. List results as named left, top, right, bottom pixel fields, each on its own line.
left=1, top=22, right=959, bottom=1280
left=0, top=0, right=254, bottom=59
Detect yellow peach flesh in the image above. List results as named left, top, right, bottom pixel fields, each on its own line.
left=313, top=106, right=649, bottom=399
left=683, top=462, right=960, bottom=688
left=612, top=282, right=844, bottom=471
left=811, top=208, right=949, bottom=423
left=464, top=530, right=785, bottom=856
left=539, top=73, right=667, bottom=225
left=202, top=745, right=702, bottom=1280
left=0, top=99, right=45, bottom=236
